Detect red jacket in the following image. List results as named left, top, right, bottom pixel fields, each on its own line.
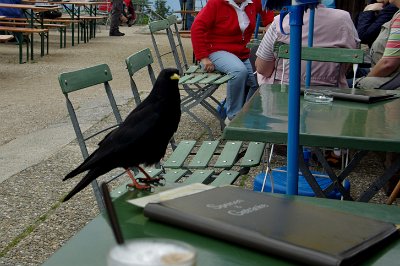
left=191, top=0, right=274, bottom=60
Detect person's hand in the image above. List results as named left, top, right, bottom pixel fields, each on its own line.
left=364, top=3, right=384, bottom=11
left=200, top=58, right=215, bottom=72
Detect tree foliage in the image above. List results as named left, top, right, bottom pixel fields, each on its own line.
left=154, top=0, right=172, bottom=18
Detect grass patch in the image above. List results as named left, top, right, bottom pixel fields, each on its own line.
left=0, top=201, right=62, bottom=258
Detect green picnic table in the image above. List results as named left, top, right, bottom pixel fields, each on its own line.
left=223, top=84, right=400, bottom=202
left=42, top=184, right=400, bottom=266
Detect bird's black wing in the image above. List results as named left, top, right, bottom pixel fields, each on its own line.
left=63, top=102, right=162, bottom=180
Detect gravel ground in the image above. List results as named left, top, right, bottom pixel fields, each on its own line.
left=0, top=24, right=398, bottom=266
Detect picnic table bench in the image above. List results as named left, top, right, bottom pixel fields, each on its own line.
left=0, top=26, right=48, bottom=63
left=0, top=20, right=67, bottom=48
left=0, top=34, right=14, bottom=42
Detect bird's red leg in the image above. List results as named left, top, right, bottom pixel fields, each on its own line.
left=136, top=165, right=165, bottom=185
left=124, top=168, right=151, bottom=191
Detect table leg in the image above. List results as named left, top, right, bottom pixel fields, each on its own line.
left=40, top=15, right=44, bottom=56
left=93, top=5, right=96, bottom=38
left=77, top=6, right=80, bottom=44
left=30, top=10, right=34, bottom=61
left=359, top=156, right=400, bottom=202
left=69, top=4, right=75, bottom=46
left=298, top=148, right=373, bottom=201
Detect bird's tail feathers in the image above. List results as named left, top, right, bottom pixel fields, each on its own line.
left=63, top=151, right=98, bottom=181
left=62, top=167, right=108, bottom=202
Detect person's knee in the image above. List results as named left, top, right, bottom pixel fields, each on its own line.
left=231, top=64, right=248, bottom=80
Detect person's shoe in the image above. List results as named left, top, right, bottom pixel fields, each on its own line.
left=109, top=31, right=125, bottom=36
left=127, top=18, right=136, bottom=27
left=224, top=117, right=231, bottom=126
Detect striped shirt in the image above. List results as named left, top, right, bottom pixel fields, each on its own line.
left=383, top=11, right=400, bottom=58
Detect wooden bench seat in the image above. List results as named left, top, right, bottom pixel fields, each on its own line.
left=0, top=17, right=80, bottom=24
left=0, top=26, right=49, bottom=63
left=0, top=17, right=27, bottom=22
left=0, top=21, right=67, bottom=48
left=0, top=34, right=14, bottom=42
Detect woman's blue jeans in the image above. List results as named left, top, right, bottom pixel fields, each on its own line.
left=208, top=51, right=258, bottom=120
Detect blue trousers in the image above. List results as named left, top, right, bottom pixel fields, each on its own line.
left=208, top=51, right=258, bottom=120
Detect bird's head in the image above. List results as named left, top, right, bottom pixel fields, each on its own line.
left=152, top=68, right=181, bottom=99
left=164, top=68, right=180, bottom=81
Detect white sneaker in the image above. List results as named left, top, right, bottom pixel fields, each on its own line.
left=224, top=117, right=231, bottom=126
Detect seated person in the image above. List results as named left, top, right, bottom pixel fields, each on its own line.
left=346, top=0, right=398, bottom=82
left=123, top=0, right=136, bottom=26
left=357, top=0, right=398, bottom=48
left=0, top=0, right=24, bottom=18
left=355, top=3, right=400, bottom=90
left=255, top=4, right=360, bottom=88
left=190, top=0, right=274, bottom=123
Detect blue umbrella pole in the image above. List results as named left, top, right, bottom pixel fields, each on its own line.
left=286, top=4, right=304, bottom=195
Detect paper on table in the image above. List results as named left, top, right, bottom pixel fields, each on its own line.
left=127, top=183, right=215, bottom=208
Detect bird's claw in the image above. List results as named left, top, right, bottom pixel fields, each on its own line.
left=126, top=182, right=153, bottom=192
left=137, top=177, right=165, bottom=186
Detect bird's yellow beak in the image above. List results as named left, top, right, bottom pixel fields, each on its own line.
left=171, top=73, right=180, bottom=80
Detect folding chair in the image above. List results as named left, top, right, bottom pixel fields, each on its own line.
left=125, top=48, right=266, bottom=190
left=58, top=64, right=126, bottom=211
left=148, top=16, right=233, bottom=139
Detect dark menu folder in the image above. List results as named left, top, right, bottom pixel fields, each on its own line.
left=143, top=186, right=399, bottom=266
left=302, top=87, right=399, bottom=103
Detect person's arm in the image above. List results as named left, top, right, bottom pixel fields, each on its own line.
left=367, top=57, right=400, bottom=76
left=255, top=20, right=277, bottom=78
left=255, top=57, right=275, bottom=78
left=190, top=0, right=217, bottom=66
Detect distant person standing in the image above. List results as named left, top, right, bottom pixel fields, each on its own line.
left=180, top=0, right=194, bottom=30
left=109, top=0, right=125, bottom=36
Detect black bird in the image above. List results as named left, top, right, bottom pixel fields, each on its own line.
left=62, top=68, right=181, bottom=202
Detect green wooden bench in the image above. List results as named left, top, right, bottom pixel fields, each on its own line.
left=0, top=34, right=13, bottom=42
left=0, top=26, right=49, bottom=63
left=0, top=21, right=67, bottom=48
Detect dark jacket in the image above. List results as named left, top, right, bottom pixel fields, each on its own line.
left=356, top=4, right=398, bottom=47
left=0, top=0, right=24, bottom=18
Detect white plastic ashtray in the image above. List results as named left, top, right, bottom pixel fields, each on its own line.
left=304, top=90, right=333, bottom=104
left=108, top=238, right=196, bottom=266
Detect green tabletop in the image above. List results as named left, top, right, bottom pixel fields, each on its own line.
left=223, top=84, right=400, bottom=153
left=43, top=185, right=400, bottom=266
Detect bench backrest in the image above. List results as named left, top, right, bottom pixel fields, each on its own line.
left=125, top=48, right=156, bottom=105
left=277, top=44, right=365, bottom=64
left=276, top=43, right=365, bottom=87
